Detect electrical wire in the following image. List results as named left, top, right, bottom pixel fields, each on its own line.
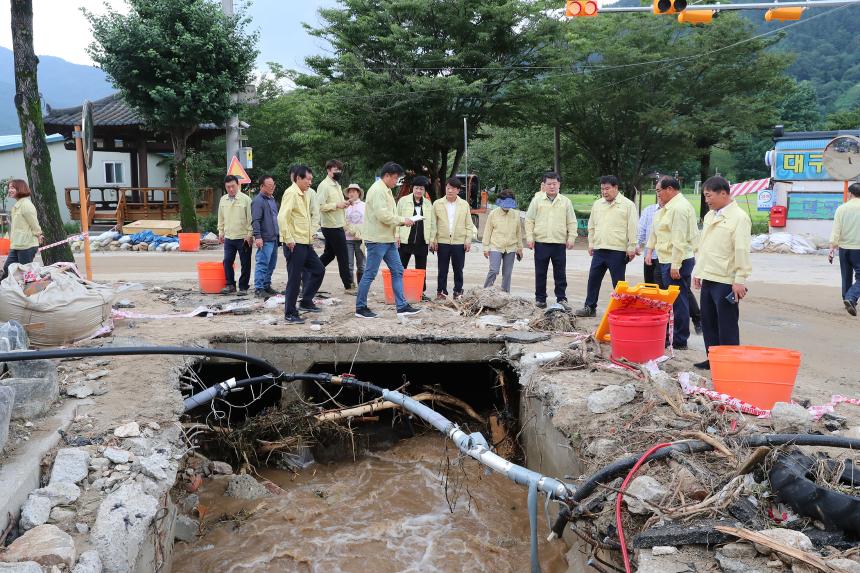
left=615, top=442, right=675, bottom=573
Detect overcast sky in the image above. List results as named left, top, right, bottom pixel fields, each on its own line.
left=0, top=0, right=338, bottom=72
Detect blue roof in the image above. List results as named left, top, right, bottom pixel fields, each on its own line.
left=774, top=139, right=832, bottom=151
left=0, top=134, right=65, bottom=152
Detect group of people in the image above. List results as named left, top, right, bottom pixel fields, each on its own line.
left=214, top=158, right=860, bottom=369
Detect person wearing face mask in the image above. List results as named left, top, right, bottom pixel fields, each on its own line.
left=482, top=189, right=522, bottom=293
left=524, top=172, right=576, bottom=309
left=316, top=159, right=354, bottom=292
left=1, top=178, right=43, bottom=279
left=429, top=177, right=475, bottom=300
left=396, top=175, right=434, bottom=299
left=279, top=165, right=325, bottom=325
left=575, top=175, right=638, bottom=317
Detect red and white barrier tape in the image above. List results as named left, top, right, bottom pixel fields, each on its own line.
left=37, top=232, right=89, bottom=253
left=678, top=372, right=860, bottom=420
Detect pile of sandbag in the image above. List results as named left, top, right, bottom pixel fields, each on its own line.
left=0, top=262, right=114, bottom=347
left=750, top=232, right=828, bottom=255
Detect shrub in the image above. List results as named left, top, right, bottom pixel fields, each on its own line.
left=63, top=221, right=81, bottom=236
left=197, top=213, right=219, bottom=234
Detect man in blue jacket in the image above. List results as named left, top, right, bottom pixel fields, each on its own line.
left=251, top=175, right=280, bottom=297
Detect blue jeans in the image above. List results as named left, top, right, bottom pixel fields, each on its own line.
left=661, top=258, right=695, bottom=347
left=254, top=241, right=278, bottom=290
left=356, top=242, right=406, bottom=310
left=839, top=248, right=860, bottom=303
left=584, top=249, right=628, bottom=308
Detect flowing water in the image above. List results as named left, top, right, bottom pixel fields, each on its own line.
left=173, top=434, right=569, bottom=573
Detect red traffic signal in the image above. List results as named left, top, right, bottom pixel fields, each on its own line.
left=566, top=0, right=599, bottom=17
left=653, top=0, right=687, bottom=14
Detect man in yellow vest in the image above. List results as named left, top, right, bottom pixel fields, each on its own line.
left=646, top=176, right=698, bottom=349
left=576, top=175, right=638, bottom=317
left=429, top=177, right=475, bottom=300
left=317, top=159, right=354, bottom=291
left=278, top=165, right=325, bottom=325
left=524, top=172, right=577, bottom=308
left=692, top=176, right=752, bottom=369
left=217, top=175, right=253, bottom=295
left=355, top=162, right=422, bottom=319
left=830, top=182, right=860, bottom=316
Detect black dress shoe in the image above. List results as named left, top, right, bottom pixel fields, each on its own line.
left=672, top=344, right=688, bottom=350
left=298, top=302, right=322, bottom=313
left=694, top=360, right=710, bottom=370
left=536, top=301, right=547, bottom=309
left=693, top=321, right=703, bottom=335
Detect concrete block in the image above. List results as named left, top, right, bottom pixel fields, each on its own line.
left=91, top=483, right=158, bottom=573
left=6, top=360, right=56, bottom=382
left=49, top=449, right=90, bottom=485
left=0, top=524, right=76, bottom=568
left=0, top=378, right=59, bottom=420
left=71, top=550, right=102, bottom=573
left=0, top=386, right=14, bottom=450
left=19, top=495, right=51, bottom=531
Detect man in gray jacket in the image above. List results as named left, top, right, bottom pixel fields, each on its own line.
left=252, top=175, right=280, bottom=297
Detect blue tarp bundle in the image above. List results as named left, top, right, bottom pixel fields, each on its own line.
left=128, top=230, right=180, bottom=248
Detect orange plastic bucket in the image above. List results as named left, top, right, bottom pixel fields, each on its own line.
left=197, top=261, right=226, bottom=294
left=381, top=269, right=425, bottom=304
left=607, top=308, right=669, bottom=363
left=178, top=232, right=201, bottom=252
left=0, top=238, right=9, bottom=255
left=709, top=345, right=801, bottom=410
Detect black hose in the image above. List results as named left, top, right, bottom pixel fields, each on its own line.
left=551, top=433, right=860, bottom=538
left=183, top=372, right=334, bottom=412
left=0, top=346, right=282, bottom=376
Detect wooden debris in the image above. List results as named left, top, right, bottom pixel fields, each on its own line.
left=315, top=391, right=486, bottom=425
left=734, top=446, right=771, bottom=478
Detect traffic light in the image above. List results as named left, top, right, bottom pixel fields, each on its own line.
left=764, top=6, right=804, bottom=21
left=653, top=0, right=687, bottom=14
left=677, top=9, right=714, bottom=24
left=566, top=0, right=599, bottom=17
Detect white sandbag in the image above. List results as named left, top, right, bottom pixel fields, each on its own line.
left=0, top=262, right=114, bottom=347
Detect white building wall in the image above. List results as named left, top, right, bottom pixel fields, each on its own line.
left=0, top=141, right=171, bottom=223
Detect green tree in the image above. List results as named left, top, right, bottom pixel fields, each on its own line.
left=823, top=107, right=860, bottom=130
left=298, top=0, right=552, bottom=194
left=86, top=0, right=257, bottom=232
left=10, top=0, right=73, bottom=263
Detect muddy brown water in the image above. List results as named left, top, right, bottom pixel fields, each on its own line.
left=173, top=434, right=569, bottom=572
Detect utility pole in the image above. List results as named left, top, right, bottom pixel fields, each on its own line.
left=554, top=125, right=561, bottom=175
left=222, top=0, right=240, bottom=167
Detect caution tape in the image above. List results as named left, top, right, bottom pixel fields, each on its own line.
left=678, top=372, right=860, bottom=420
left=37, top=232, right=89, bottom=253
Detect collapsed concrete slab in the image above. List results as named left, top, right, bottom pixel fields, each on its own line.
left=49, top=448, right=91, bottom=485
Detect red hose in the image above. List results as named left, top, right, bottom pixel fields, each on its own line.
left=615, top=442, right=674, bottom=573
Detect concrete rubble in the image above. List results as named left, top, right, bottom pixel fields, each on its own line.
left=624, top=475, right=668, bottom=515
left=49, top=448, right=91, bottom=485
left=71, top=550, right=102, bottom=573
left=112, top=422, right=140, bottom=438
left=586, top=383, right=637, bottom=414
left=770, top=401, right=813, bottom=433
left=0, top=378, right=59, bottom=420
left=0, top=524, right=76, bottom=568
left=225, top=473, right=272, bottom=500
left=0, top=385, right=14, bottom=450
left=90, top=483, right=159, bottom=573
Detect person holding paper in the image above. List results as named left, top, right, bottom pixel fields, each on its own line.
left=397, top=175, right=434, bottom=299
left=430, top=177, right=475, bottom=300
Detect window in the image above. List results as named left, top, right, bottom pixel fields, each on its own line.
left=104, top=161, right=126, bottom=185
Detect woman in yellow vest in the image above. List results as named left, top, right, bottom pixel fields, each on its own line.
left=482, top=189, right=522, bottom=292
left=2, top=179, right=43, bottom=279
